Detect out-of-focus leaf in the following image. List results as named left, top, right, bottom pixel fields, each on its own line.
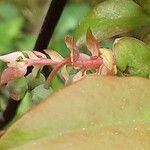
left=31, top=84, right=53, bottom=104
left=16, top=35, right=36, bottom=50
left=50, top=3, right=91, bottom=57
left=0, top=76, right=150, bottom=149
left=113, top=37, right=150, bottom=77
left=0, top=3, right=19, bottom=21
left=0, top=3, right=24, bottom=54
left=0, top=17, right=23, bottom=53
left=74, top=0, right=150, bottom=47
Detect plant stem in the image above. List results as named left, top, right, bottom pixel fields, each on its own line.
left=34, top=0, right=67, bottom=51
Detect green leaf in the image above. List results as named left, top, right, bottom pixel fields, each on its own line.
left=0, top=76, right=150, bottom=149
left=51, top=75, right=64, bottom=91
left=15, top=92, right=32, bottom=118
left=74, top=0, right=150, bottom=47
left=31, top=84, right=53, bottom=104
left=26, top=73, right=46, bottom=91
left=113, top=37, right=150, bottom=77
left=6, top=77, right=28, bottom=101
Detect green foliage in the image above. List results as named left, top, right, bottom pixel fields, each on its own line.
left=0, top=3, right=23, bottom=53
left=51, top=75, right=64, bottom=91
left=6, top=77, right=28, bottom=100
left=15, top=92, right=32, bottom=118
left=31, top=84, right=53, bottom=104
left=113, top=37, right=150, bottom=77
left=26, top=73, right=46, bottom=91
left=74, top=0, right=150, bottom=47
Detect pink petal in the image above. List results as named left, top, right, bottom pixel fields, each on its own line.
left=0, top=52, right=24, bottom=62
left=86, top=28, right=99, bottom=56
left=0, top=67, right=25, bottom=86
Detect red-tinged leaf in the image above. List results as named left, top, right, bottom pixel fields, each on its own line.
left=65, top=35, right=80, bottom=62
left=0, top=67, right=25, bottom=86
left=26, top=59, right=58, bottom=66
left=65, top=35, right=74, bottom=52
left=86, top=28, right=99, bottom=56
left=0, top=52, right=24, bottom=62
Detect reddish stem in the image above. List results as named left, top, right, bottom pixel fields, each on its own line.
left=44, top=57, right=71, bottom=89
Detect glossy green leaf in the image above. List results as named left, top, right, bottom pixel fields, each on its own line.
left=0, top=76, right=150, bottom=149
left=74, top=0, right=150, bottom=46
left=113, top=37, right=150, bottom=77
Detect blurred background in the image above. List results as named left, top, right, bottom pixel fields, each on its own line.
left=0, top=0, right=102, bottom=56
